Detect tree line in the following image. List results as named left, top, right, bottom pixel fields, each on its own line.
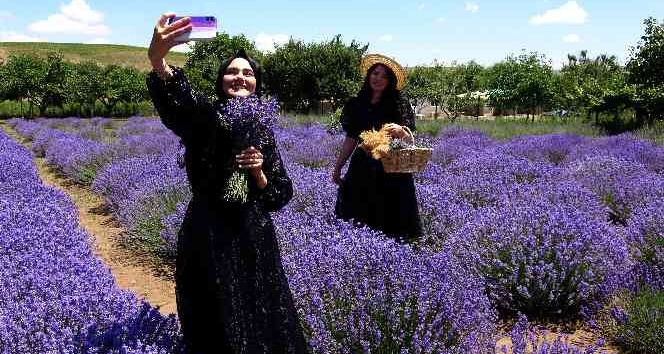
left=402, top=17, right=663, bottom=132
left=1, top=17, right=662, bottom=132
left=0, top=52, right=148, bottom=117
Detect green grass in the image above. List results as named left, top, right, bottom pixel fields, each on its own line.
left=415, top=116, right=605, bottom=139
left=281, top=112, right=606, bottom=140
left=635, top=121, right=664, bottom=146
left=614, top=288, right=664, bottom=354
left=0, top=42, right=187, bottom=71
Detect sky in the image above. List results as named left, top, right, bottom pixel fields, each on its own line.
left=1, top=0, right=663, bottom=69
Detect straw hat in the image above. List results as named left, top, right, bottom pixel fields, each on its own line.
left=360, top=53, right=407, bottom=90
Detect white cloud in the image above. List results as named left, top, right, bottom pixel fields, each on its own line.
left=87, top=37, right=110, bottom=44
left=0, top=31, right=45, bottom=42
left=255, top=33, right=289, bottom=52
left=61, top=0, right=104, bottom=24
left=465, top=2, right=480, bottom=13
left=530, top=1, right=588, bottom=25
left=379, top=34, right=393, bottom=42
left=436, top=17, right=446, bottom=24
left=0, top=11, right=15, bottom=21
left=563, top=33, right=581, bottom=42
left=28, top=0, right=110, bottom=36
left=417, top=3, right=426, bottom=10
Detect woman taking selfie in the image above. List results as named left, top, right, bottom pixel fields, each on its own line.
left=146, top=14, right=307, bottom=354
left=333, top=54, right=423, bottom=242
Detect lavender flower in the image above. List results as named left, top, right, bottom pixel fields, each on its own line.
left=219, top=96, right=279, bottom=203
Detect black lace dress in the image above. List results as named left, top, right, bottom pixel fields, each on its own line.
left=335, top=96, right=423, bottom=242
left=147, top=67, right=308, bottom=354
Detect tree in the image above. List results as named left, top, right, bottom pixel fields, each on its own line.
left=2, top=54, right=47, bottom=117
left=263, top=35, right=367, bottom=112
left=262, top=39, right=312, bottom=112
left=485, top=52, right=554, bottom=120
left=65, top=61, right=105, bottom=116
left=308, top=35, right=367, bottom=110
left=403, top=66, right=433, bottom=114
left=100, top=65, right=148, bottom=113
left=557, top=51, right=632, bottom=126
left=627, top=17, right=664, bottom=123
left=38, top=52, right=70, bottom=113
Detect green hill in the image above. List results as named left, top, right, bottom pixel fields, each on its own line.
left=0, top=42, right=188, bottom=71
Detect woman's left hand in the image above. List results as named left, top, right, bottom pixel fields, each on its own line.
left=237, top=146, right=268, bottom=188
left=384, top=123, right=408, bottom=139
left=237, top=146, right=263, bottom=173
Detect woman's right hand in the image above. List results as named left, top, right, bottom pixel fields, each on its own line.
left=332, top=167, right=343, bottom=185
left=148, top=13, right=192, bottom=70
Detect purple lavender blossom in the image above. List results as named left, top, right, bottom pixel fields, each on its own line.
left=625, top=200, right=664, bottom=290
left=446, top=189, right=630, bottom=316
left=0, top=128, right=183, bottom=353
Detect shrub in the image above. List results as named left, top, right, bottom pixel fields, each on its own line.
left=446, top=185, right=630, bottom=317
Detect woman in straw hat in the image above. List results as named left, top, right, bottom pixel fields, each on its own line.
left=146, top=13, right=308, bottom=354
left=332, top=54, right=423, bottom=242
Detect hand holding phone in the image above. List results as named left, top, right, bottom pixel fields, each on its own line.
left=148, top=13, right=192, bottom=70
left=167, top=16, right=217, bottom=42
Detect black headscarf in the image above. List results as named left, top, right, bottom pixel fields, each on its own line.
left=215, top=48, right=262, bottom=100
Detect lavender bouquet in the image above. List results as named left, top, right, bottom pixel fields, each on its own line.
left=219, top=95, right=279, bottom=203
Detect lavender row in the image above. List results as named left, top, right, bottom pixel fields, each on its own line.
left=9, top=117, right=663, bottom=351
left=0, top=128, right=184, bottom=353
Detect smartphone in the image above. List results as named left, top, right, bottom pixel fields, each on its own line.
left=167, top=16, right=217, bottom=42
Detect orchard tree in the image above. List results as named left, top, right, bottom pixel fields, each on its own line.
left=100, top=65, right=148, bottom=113
left=485, top=52, right=554, bottom=120
left=627, top=17, right=664, bottom=123
left=559, top=51, right=632, bottom=124
left=263, top=35, right=367, bottom=112
left=308, top=35, right=367, bottom=110
left=2, top=54, right=47, bottom=117
left=403, top=66, right=433, bottom=113
left=65, top=60, right=105, bottom=116
left=38, top=52, right=70, bottom=113
left=262, top=39, right=313, bottom=111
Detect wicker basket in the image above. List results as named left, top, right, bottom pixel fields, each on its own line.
left=380, top=127, right=432, bottom=173
left=382, top=147, right=433, bottom=173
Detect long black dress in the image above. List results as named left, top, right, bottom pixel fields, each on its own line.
left=147, top=67, right=308, bottom=354
left=335, top=96, right=423, bottom=242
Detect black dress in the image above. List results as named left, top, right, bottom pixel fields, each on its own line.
left=147, top=67, right=308, bottom=354
left=335, top=96, right=423, bottom=242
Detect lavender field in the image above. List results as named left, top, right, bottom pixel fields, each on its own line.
left=3, top=116, right=664, bottom=353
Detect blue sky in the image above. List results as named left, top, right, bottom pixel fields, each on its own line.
left=1, top=0, right=663, bottom=68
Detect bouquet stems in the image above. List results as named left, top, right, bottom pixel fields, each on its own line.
left=223, top=169, right=249, bottom=204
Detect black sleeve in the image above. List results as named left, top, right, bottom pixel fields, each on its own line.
left=251, top=126, right=293, bottom=212
left=340, top=98, right=361, bottom=140
left=398, top=98, right=416, bottom=132
left=146, top=66, right=217, bottom=145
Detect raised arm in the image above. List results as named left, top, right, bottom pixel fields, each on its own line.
left=146, top=67, right=214, bottom=143
left=146, top=13, right=215, bottom=143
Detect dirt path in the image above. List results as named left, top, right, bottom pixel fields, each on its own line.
left=1, top=122, right=177, bottom=315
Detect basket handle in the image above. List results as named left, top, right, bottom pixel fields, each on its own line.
left=402, top=125, right=414, bottom=139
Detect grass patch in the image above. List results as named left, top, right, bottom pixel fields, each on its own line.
left=635, top=121, right=664, bottom=146
left=415, top=116, right=605, bottom=139
left=0, top=42, right=187, bottom=71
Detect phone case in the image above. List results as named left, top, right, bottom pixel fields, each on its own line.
left=168, top=16, right=217, bottom=42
